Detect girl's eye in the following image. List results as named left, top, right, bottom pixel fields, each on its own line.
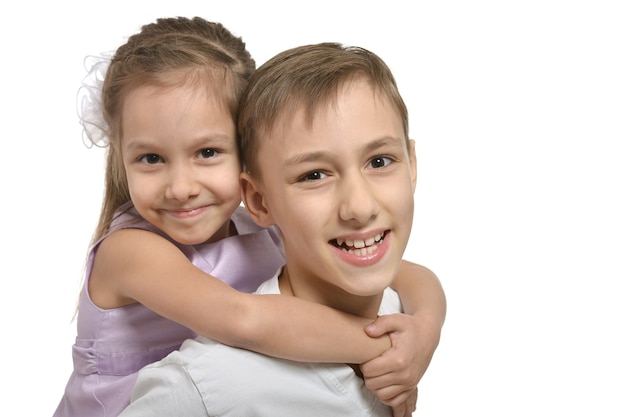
left=369, top=156, right=393, bottom=169
left=139, top=154, right=162, bottom=164
left=198, top=148, right=217, bottom=159
left=298, top=171, right=327, bottom=182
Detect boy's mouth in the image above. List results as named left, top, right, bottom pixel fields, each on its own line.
left=330, top=231, right=387, bottom=256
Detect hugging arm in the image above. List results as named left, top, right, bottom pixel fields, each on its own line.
left=360, top=260, right=446, bottom=415
left=91, top=228, right=391, bottom=363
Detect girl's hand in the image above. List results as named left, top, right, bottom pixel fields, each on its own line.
left=390, top=387, right=418, bottom=417
left=360, top=312, right=440, bottom=413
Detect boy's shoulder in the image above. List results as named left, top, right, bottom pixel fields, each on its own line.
left=380, top=288, right=403, bottom=315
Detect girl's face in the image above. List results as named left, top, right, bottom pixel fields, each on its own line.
left=121, top=83, right=241, bottom=245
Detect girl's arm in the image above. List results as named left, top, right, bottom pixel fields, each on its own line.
left=90, top=228, right=391, bottom=363
left=360, top=260, right=446, bottom=412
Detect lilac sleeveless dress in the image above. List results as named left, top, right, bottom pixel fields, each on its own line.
left=53, top=203, right=285, bottom=417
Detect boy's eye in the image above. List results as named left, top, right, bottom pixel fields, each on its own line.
left=298, top=171, right=327, bottom=182
left=369, top=156, right=393, bottom=169
left=198, top=148, right=217, bottom=159
left=139, top=154, right=162, bottom=164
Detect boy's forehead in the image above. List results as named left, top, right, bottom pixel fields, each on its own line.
left=264, top=80, right=397, bottom=137
left=255, top=84, right=403, bottom=160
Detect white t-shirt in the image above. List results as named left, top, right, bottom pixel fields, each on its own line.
left=119, top=272, right=402, bottom=417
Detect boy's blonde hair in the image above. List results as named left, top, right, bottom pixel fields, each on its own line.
left=89, top=17, right=255, bottom=242
left=237, top=42, right=409, bottom=177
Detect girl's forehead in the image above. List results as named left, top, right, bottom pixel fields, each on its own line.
left=131, top=66, right=232, bottom=98
left=120, top=81, right=236, bottom=146
left=123, top=80, right=231, bottom=113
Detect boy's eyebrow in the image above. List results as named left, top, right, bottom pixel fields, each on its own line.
left=362, top=136, right=405, bottom=153
left=283, top=136, right=405, bottom=167
left=283, top=150, right=332, bottom=166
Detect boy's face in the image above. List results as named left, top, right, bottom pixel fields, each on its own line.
left=121, top=83, right=241, bottom=245
left=243, top=79, right=416, bottom=314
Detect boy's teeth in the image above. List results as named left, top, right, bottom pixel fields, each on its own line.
left=335, top=233, right=383, bottom=249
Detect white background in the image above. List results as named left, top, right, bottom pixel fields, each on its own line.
left=1, top=1, right=624, bottom=416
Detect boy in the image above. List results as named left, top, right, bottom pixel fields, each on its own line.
left=120, top=42, right=428, bottom=417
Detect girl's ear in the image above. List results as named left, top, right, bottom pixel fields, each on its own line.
left=240, top=172, right=274, bottom=227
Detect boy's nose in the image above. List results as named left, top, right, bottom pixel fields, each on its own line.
left=338, top=173, right=380, bottom=224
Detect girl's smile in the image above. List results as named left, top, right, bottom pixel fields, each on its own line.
left=162, top=205, right=210, bottom=219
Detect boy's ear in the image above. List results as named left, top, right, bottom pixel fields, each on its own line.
left=240, top=172, right=274, bottom=227
left=408, top=139, right=417, bottom=193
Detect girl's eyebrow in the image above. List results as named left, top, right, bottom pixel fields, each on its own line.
left=124, top=134, right=234, bottom=152
left=123, top=140, right=153, bottom=152
left=187, top=134, right=235, bottom=148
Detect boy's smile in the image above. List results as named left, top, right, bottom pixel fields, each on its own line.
left=245, top=78, right=417, bottom=317
left=330, top=229, right=390, bottom=266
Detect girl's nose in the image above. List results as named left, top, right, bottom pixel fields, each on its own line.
left=164, top=164, right=201, bottom=201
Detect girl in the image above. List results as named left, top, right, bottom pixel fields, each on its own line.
left=54, top=16, right=445, bottom=417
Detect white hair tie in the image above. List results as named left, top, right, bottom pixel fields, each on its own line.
left=76, top=52, right=113, bottom=148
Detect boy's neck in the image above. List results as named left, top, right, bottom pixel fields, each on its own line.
left=278, top=266, right=383, bottom=319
